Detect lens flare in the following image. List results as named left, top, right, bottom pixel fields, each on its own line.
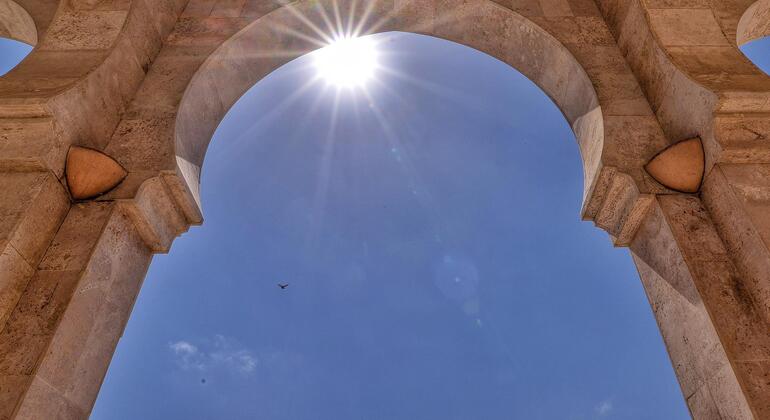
left=314, top=36, right=378, bottom=88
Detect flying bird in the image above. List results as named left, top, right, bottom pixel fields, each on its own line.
left=278, top=283, right=289, bottom=289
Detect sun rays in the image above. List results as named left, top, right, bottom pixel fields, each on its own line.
left=277, top=0, right=384, bottom=90
left=268, top=0, right=419, bottom=91
left=247, top=0, right=472, bottom=98
left=209, top=0, right=477, bottom=254
left=313, top=35, right=379, bottom=88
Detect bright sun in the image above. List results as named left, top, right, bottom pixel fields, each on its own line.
left=314, top=36, right=378, bottom=88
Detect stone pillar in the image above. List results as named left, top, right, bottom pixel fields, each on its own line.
left=702, top=164, right=770, bottom=321
left=0, top=201, right=152, bottom=419
left=631, top=195, right=770, bottom=419
left=0, top=172, right=69, bottom=327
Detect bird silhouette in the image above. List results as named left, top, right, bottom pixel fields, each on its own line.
left=278, top=283, right=289, bottom=289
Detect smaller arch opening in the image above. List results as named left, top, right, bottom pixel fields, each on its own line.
left=740, top=36, right=770, bottom=75
left=0, top=0, right=36, bottom=76
left=737, top=0, right=770, bottom=75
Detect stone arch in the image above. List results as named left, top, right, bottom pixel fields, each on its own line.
left=175, top=0, right=607, bottom=219
left=5, top=1, right=770, bottom=418
left=0, top=0, right=37, bottom=46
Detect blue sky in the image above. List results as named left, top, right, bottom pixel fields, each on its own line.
left=0, top=31, right=768, bottom=420
left=0, top=38, right=31, bottom=75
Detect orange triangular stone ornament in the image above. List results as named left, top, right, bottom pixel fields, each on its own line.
left=66, top=146, right=128, bottom=200
left=644, top=138, right=704, bottom=193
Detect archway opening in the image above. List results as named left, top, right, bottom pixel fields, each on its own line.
left=0, top=0, right=35, bottom=75
left=737, top=0, right=770, bottom=75
left=93, top=32, right=689, bottom=419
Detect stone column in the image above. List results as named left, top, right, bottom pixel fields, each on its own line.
left=0, top=170, right=69, bottom=418
left=0, top=172, right=69, bottom=327
left=0, top=201, right=153, bottom=419
left=630, top=194, right=770, bottom=419
left=702, top=164, right=770, bottom=322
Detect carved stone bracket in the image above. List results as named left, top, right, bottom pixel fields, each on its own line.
left=583, top=166, right=654, bottom=247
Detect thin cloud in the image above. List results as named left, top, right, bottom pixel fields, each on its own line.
left=170, top=341, right=197, bottom=355
left=169, top=335, right=257, bottom=375
left=595, top=400, right=613, bottom=417
left=169, top=340, right=205, bottom=371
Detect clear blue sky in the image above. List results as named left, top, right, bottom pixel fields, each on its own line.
left=1, top=32, right=768, bottom=420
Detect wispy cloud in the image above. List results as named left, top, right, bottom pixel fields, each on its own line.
left=595, top=399, right=613, bottom=417
left=169, top=335, right=257, bottom=375
left=169, top=340, right=205, bottom=371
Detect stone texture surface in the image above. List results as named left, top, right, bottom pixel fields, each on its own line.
left=2, top=0, right=770, bottom=419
